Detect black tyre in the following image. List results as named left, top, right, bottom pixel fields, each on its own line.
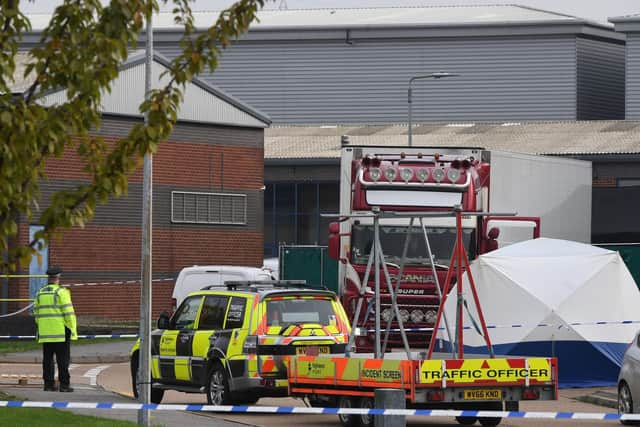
left=337, top=396, right=358, bottom=427
left=456, top=416, right=477, bottom=425
left=619, top=382, right=638, bottom=425
left=150, top=387, right=165, bottom=404
left=357, top=397, right=374, bottom=427
left=131, top=353, right=164, bottom=403
left=478, top=402, right=502, bottom=427
left=207, top=363, right=231, bottom=405
left=130, top=354, right=139, bottom=399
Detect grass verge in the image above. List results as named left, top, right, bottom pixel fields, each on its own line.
left=0, top=338, right=136, bottom=354
left=0, top=391, right=140, bottom=426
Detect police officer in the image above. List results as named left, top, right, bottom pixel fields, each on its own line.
left=34, top=267, right=77, bottom=392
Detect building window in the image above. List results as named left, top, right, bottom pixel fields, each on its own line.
left=172, top=191, right=247, bottom=225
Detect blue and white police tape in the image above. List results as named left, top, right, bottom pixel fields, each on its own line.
left=367, top=319, right=640, bottom=333
left=0, top=401, right=636, bottom=420
left=0, top=334, right=138, bottom=340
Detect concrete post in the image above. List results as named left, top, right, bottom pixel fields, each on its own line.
left=374, top=388, right=406, bottom=427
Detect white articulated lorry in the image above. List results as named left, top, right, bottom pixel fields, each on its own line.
left=328, top=146, right=592, bottom=351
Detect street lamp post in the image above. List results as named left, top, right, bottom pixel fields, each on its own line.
left=407, top=72, right=458, bottom=146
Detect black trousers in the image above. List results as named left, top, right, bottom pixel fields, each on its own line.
left=42, top=328, right=71, bottom=387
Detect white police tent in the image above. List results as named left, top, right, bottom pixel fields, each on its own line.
left=440, top=238, right=640, bottom=387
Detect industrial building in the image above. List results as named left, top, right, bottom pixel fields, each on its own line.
left=5, top=51, right=270, bottom=320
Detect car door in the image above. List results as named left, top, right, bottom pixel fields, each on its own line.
left=191, top=295, right=229, bottom=383
left=157, top=295, right=202, bottom=383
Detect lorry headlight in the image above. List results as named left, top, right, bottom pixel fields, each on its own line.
left=400, top=168, right=413, bottom=182
left=425, top=310, right=438, bottom=324
left=432, top=168, right=445, bottom=182
left=381, top=308, right=393, bottom=322
left=384, top=167, right=397, bottom=182
left=399, top=309, right=410, bottom=323
left=416, top=168, right=429, bottom=182
left=369, top=167, right=382, bottom=182
left=410, top=309, right=424, bottom=323
left=447, top=168, right=461, bottom=183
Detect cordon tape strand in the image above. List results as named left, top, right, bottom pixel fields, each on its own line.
left=0, top=334, right=138, bottom=339
left=369, top=319, right=640, bottom=333
left=0, top=401, right=635, bottom=420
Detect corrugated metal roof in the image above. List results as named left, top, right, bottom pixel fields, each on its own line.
left=25, top=5, right=610, bottom=32
left=265, top=122, right=640, bottom=160
left=610, top=13, right=640, bottom=23
left=11, top=50, right=270, bottom=128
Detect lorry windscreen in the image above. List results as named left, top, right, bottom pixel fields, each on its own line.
left=350, top=224, right=476, bottom=266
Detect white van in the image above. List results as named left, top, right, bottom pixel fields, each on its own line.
left=171, top=265, right=274, bottom=310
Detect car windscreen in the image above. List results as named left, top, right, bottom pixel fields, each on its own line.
left=265, top=297, right=336, bottom=328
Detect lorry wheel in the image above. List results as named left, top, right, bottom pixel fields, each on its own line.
left=337, top=396, right=358, bottom=427
left=455, top=416, right=478, bottom=425
left=357, top=397, right=374, bottom=427
left=207, top=363, right=231, bottom=405
left=479, top=418, right=502, bottom=427
left=478, top=402, right=502, bottom=427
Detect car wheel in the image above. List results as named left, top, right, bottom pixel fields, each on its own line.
left=619, top=382, right=637, bottom=425
left=131, top=353, right=164, bottom=403
left=130, top=354, right=139, bottom=399
left=455, top=416, right=477, bottom=425
left=357, top=397, right=374, bottom=427
left=150, top=387, right=165, bottom=404
left=337, top=396, right=357, bottom=427
left=207, top=363, right=231, bottom=405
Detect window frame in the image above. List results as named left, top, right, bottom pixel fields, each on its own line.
left=171, top=190, right=247, bottom=225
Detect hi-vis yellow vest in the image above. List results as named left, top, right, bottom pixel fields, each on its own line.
left=34, top=284, right=78, bottom=343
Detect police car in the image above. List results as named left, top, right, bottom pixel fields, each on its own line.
left=130, top=280, right=351, bottom=404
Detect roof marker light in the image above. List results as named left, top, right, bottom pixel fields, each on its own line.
left=400, top=168, right=413, bottom=183
left=447, top=168, right=461, bottom=183
left=369, top=167, right=382, bottom=182
left=384, top=167, right=398, bottom=182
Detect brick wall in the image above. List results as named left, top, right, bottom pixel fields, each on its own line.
left=593, top=177, right=617, bottom=187
left=9, top=123, right=265, bottom=322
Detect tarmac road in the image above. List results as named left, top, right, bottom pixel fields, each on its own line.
left=0, top=342, right=623, bottom=427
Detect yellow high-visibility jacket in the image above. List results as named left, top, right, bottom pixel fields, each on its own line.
left=34, top=283, right=78, bottom=343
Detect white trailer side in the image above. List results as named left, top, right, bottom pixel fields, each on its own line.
left=488, top=150, right=592, bottom=243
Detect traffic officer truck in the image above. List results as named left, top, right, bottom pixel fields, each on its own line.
left=288, top=353, right=558, bottom=427
left=130, top=280, right=351, bottom=405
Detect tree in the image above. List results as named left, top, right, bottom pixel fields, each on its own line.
left=0, top=0, right=267, bottom=272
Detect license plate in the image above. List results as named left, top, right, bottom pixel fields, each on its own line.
left=463, top=389, right=502, bottom=400
left=296, top=346, right=330, bottom=356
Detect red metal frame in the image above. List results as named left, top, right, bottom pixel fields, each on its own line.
left=427, top=209, right=494, bottom=359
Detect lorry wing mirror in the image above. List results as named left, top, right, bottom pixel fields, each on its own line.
left=487, top=227, right=500, bottom=239
left=157, top=312, right=171, bottom=330
left=328, top=222, right=340, bottom=260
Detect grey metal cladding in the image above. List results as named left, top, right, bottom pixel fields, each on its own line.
left=627, top=34, right=640, bottom=119
left=576, top=37, right=625, bottom=120
left=94, top=115, right=263, bottom=148
left=38, top=182, right=262, bottom=232
left=158, top=35, right=580, bottom=124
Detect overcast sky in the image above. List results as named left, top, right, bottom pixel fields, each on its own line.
left=20, top=1, right=639, bottom=24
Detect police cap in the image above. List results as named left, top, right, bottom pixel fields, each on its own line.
left=46, top=266, right=62, bottom=277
